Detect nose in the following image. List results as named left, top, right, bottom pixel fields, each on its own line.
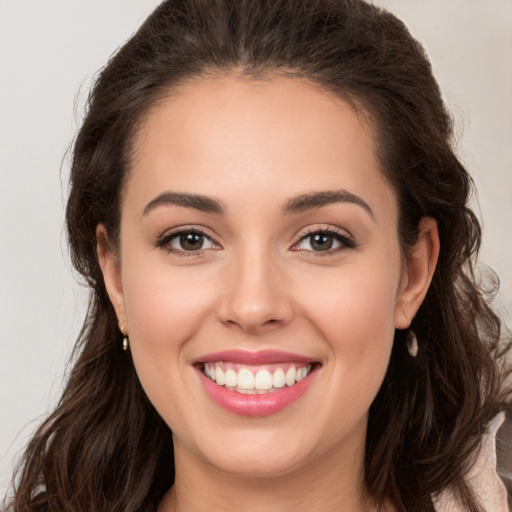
left=217, top=246, right=294, bottom=334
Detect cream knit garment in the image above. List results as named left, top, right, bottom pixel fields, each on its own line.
left=1, top=419, right=508, bottom=512
left=433, top=413, right=509, bottom=512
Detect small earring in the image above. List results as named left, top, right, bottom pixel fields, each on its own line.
left=406, top=330, right=419, bottom=357
left=119, top=322, right=129, bottom=351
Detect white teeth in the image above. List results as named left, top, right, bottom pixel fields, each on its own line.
left=237, top=368, right=255, bottom=390
left=285, top=367, right=296, bottom=386
left=296, top=366, right=309, bottom=382
left=272, top=368, right=286, bottom=388
left=224, top=368, right=237, bottom=387
left=254, top=369, right=273, bottom=390
left=297, top=365, right=312, bottom=383
left=204, top=363, right=313, bottom=392
left=215, top=366, right=225, bottom=386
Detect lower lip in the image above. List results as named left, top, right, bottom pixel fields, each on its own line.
left=197, top=368, right=316, bottom=417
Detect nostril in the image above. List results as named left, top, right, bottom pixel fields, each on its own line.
left=217, top=285, right=294, bottom=332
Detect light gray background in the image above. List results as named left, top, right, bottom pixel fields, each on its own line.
left=1, top=0, right=511, bottom=497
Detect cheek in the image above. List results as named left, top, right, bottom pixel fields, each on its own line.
left=303, top=263, right=400, bottom=344
left=130, top=281, right=198, bottom=332
left=122, top=265, right=216, bottom=351
left=119, top=259, right=220, bottom=429
left=319, top=285, right=396, bottom=392
left=117, top=243, right=222, bottom=404
left=295, top=252, right=401, bottom=387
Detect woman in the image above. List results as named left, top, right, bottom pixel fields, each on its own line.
left=6, top=0, right=511, bottom=511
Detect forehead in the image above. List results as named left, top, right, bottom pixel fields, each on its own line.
left=127, top=75, right=396, bottom=221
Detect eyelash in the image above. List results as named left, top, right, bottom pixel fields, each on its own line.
left=155, top=227, right=355, bottom=257
left=292, top=228, right=356, bottom=255
left=155, top=227, right=219, bottom=257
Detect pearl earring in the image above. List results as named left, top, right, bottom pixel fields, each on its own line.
left=119, top=323, right=129, bottom=351
left=407, top=330, right=418, bottom=357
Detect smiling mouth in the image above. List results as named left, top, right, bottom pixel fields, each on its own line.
left=201, top=362, right=315, bottom=394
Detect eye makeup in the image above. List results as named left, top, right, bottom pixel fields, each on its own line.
left=291, top=227, right=356, bottom=254
left=153, top=224, right=356, bottom=259
left=154, top=227, right=221, bottom=256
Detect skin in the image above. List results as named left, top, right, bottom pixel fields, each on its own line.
left=97, top=75, right=439, bottom=512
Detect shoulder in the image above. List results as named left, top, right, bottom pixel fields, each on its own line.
left=433, top=412, right=510, bottom=512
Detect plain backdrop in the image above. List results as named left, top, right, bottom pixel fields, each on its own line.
left=1, top=0, right=511, bottom=497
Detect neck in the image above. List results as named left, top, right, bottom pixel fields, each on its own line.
left=158, top=422, right=381, bottom=512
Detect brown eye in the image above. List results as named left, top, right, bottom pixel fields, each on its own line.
left=294, top=229, right=355, bottom=253
left=178, top=232, right=205, bottom=251
left=158, top=229, right=218, bottom=254
left=309, top=233, right=334, bottom=251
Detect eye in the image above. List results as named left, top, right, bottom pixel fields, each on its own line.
left=292, top=229, right=355, bottom=253
left=157, top=229, right=219, bottom=254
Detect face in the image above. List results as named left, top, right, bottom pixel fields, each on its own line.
left=99, top=75, right=437, bottom=480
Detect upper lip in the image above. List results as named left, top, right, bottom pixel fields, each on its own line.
left=194, top=349, right=316, bottom=365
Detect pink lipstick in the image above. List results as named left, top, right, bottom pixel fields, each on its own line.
left=195, top=350, right=318, bottom=416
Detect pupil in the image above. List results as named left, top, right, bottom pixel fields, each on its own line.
left=311, top=233, right=333, bottom=251
left=180, top=233, right=203, bottom=250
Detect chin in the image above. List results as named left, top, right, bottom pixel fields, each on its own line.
left=207, top=449, right=311, bottom=479
left=183, top=422, right=330, bottom=479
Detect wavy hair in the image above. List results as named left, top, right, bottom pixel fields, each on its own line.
left=9, top=1, right=511, bottom=511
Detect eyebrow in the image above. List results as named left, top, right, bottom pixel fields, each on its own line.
left=142, top=192, right=225, bottom=216
left=142, top=188, right=374, bottom=219
left=282, top=189, right=374, bottom=219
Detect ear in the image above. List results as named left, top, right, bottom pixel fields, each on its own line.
left=394, top=217, right=440, bottom=329
left=96, top=224, right=127, bottom=331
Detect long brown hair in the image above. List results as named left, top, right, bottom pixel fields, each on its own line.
left=9, top=1, right=511, bottom=511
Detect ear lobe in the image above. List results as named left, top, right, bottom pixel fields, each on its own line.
left=394, top=217, right=440, bottom=329
left=96, top=224, right=127, bottom=327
